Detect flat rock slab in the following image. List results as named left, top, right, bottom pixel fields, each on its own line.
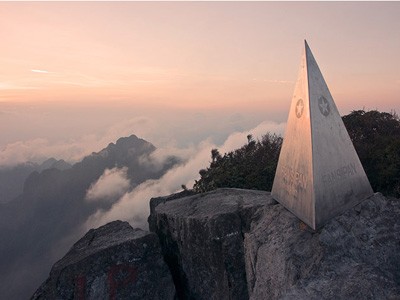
left=150, top=188, right=275, bottom=300
left=32, top=221, right=175, bottom=300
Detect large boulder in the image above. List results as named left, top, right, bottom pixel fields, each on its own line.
left=246, top=192, right=400, bottom=299
left=32, top=221, right=175, bottom=300
left=149, top=188, right=273, bottom=299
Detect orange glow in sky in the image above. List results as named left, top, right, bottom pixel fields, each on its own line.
left=1, top=2, right=399, bottom=114
left=0, top=1, right=399, bottom=170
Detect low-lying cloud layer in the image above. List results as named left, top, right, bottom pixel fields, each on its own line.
left=86, top=167, right=130, bottom=202
left=1, top=101, right=283, bottom=168
left=85, top=120, right=285, bottom=230
left=0, top=116, right=156, bottom=167
left=0, top=118, right=285, bottom=300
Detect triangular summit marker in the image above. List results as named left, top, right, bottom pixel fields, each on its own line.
left=271, top=41, right=373, bottom=230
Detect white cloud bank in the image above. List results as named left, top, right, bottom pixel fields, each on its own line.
left=85, top=120, right=286, bottom=230
left=86, top=167, right=130, bottom=202
left=0, top=116, right=156, bottom=168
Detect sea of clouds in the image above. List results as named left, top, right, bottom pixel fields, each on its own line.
left=83, top=120, right=286, bottom=230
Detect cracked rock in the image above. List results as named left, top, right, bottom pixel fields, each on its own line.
left=149, top=188, right=271, bottom=300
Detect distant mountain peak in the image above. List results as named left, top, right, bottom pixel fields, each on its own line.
left=39, top=158, right=71, bottom=172
left=114, top=134, right=154, bottom=150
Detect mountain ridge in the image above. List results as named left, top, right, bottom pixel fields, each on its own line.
left=0, top=134, right=179, bottom=300
left=0, top=158, right=71, bottom=204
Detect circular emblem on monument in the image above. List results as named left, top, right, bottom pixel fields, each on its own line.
left=318, top=96, right=330, bottom=116
left=295, top=99, right=304, bottom=118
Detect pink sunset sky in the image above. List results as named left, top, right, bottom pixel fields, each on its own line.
left=1, top=1, right=399, bottom=163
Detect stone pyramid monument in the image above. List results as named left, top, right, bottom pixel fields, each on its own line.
left=271, top=41, right=373, bottom=230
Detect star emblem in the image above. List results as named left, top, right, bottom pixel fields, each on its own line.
left=318, top=96, right=330, bottom=116
left=295, top=99, right=304, bottom=118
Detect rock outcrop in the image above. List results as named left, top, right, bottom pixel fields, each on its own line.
left=149, top=188, right=271, bottom=299
left=150, top=188, right=400, bottom=300
left=35, top=188, right=400, bottom=299
left=32, top=221, right=175, bottom=300
left=245, top=192, right=400, bottom=299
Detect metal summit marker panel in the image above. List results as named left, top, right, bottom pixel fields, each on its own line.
left=271, top=41, right=373, bottom=230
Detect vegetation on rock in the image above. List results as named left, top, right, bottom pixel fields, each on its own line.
left=193, top=133, right=282, bottom=193
left=343, top=110, right=400, bottom=197
left=194, top=110, right=400, bottom=197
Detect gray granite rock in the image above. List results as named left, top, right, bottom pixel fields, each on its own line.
left=245, top=192, right=400, bottom=300
left=34, top=189, right=400, bottom=300
left=32, top=221, right=175, bottom=300
left=150, top=189, right=399, bottom=300
left=148, top=189, right=196, bottom=232
left=150, top=188, right=274, bottom=300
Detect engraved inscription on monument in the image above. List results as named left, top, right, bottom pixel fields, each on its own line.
left=281, top=165, right=307, bottom=196
left=322, top=163, right=357, bottom=184
left=295, top=99, right=304, bottom=118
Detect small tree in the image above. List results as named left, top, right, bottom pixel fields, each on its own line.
left=193, top=133, right=283, bottom=193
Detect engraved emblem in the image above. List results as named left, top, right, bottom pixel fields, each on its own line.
left=295, top=99, right=304, bottom=118
left=318, top=96, right=330, bottom=116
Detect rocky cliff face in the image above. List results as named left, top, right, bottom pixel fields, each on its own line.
left=35, top=189, right=400, bottom=299
left=149, top=188, right=271, bottom=299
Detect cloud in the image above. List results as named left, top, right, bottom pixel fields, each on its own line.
left=85, top=139, right=214, bottom=229
left=138, top=145, right=194, bottom=172
left=264, top=79, right=293, bottom=84
left=84, top=120, right=286, bottom=230
left=1, top=100, right=277, bottom=169
left=86, top=167, right=130, bottom=202
left=31, top=69, right=51, bottom=74
left=252, top=78, right=293, bottom=84
left=218, top=120, right=285, bottom=154
left=0, top=137, right=108, bottom=168
left=0, top=116, right=158, bottom=168
left=0, top=118, right=286, bottom=300
left=0, top=82, right=41, bottom=90
left=0, top=138, right=82, bottom=167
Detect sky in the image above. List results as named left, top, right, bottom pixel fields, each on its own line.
left=1, top=1, right=400, bottom=165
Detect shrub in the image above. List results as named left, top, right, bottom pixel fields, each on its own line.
left=343, top=110, right=400, bottom=197
left=193, top=133, right=282, bottom=193
left=194, top=109, right=400, bottom=198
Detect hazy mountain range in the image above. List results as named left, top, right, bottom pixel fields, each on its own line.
left=0, top=135, right=179, bottom=300
left=0, top=158, right=71, bottom=204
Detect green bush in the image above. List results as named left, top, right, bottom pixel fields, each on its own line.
left=194, top=110, right=400, bottom=198
left=193, top=133, right=282, bottom=193
left=343, top=110, right=400, bottom=197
